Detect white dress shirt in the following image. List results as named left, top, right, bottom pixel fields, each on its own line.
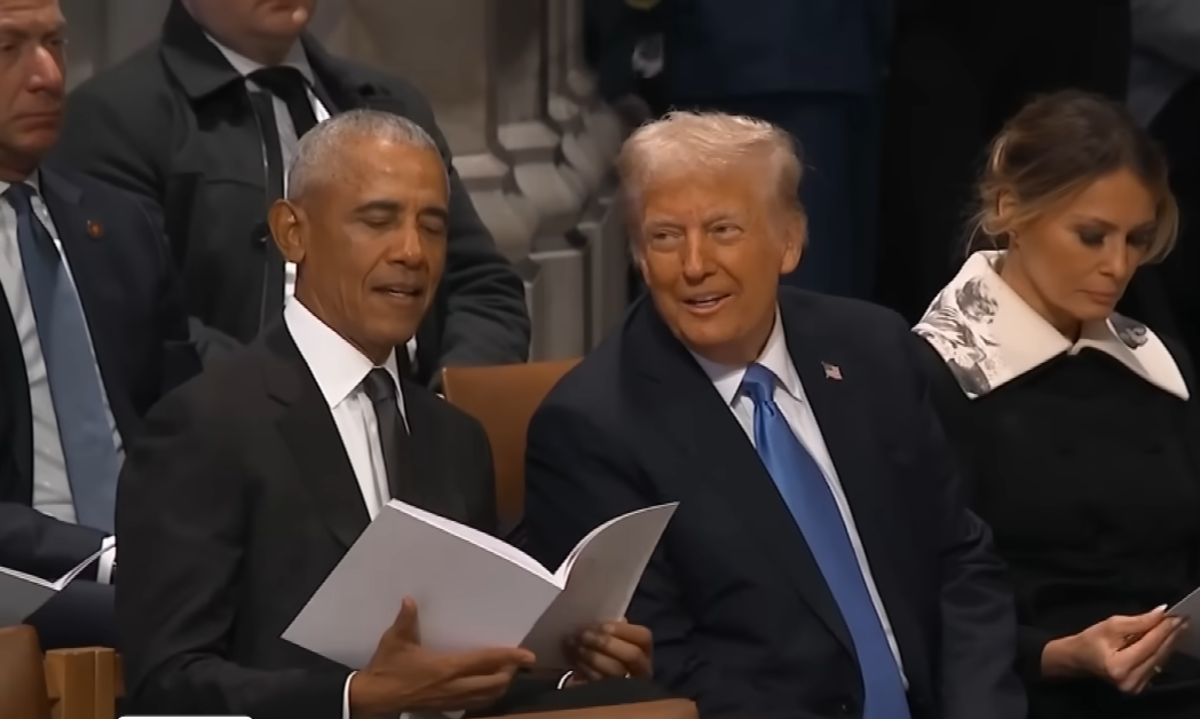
left=0, top=175, right=119, bottom=581
left=690, top=310, right=908, bottom=684
left=284, top=298, right=408, bottom=718
left=207, top=37, right=418, bottom=366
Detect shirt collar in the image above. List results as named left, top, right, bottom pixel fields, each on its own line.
left=690, top=307, right=805, bottom=406
left=205, top=33, right=315, bottom=86
left=0, top=171, right=41, bottom=197
left=914, top=250, right=1188, bottom=400
left=283, top=297, right=403, bottom=411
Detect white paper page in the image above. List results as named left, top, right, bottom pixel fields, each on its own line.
left=387, top=500, right=552, bottom=581
left=284, top=500, right=562, bottom=669
left=1169, top=586, right=1200, bottom=659
left=0, top=566, right=56, bottom=625
left=522, top=503, right=678, bottom=668
left=0, top=546, right=107, bottom=625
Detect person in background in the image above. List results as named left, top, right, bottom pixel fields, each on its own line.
left=586, top=0, right=893, bottom=299
left=1129, top=0, right=1200, bottom=366
left=115, top=110, right=665, bottom=719
left=524, top=110, right=1025, bottom=719
left=50, top=0, right=530, bottom=383
left=0, top=0, right=199, bottom=648
left=913, top=91, right=1200, bottom=719
left=875, top=0, right=1142, bottom=322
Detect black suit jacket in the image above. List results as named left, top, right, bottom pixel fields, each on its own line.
left=0, top=167, right=198, bottom=646
left=50, top=0, right=530, bottom=382
left=116, top=320, right=552, bottom=717
left=524, top=289, right=1026, bottom=719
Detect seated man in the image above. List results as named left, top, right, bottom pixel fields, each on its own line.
left=116, top=110, right=664, bottom=718
left=523, top=112, right=1026, bottom=719
left=0, top=0, right=198, bottom=648
left=51, top=0, right=530, bottom=380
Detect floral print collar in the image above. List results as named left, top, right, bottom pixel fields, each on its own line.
left=913, top=251, right=1188, bottom=400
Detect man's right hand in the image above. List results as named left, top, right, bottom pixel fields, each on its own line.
left=349, top=597, right=535, bottom=718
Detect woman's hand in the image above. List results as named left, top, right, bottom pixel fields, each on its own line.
left=563, top=619, right=653, bottom=684
left=1041, top=605, right=1186, bottom=694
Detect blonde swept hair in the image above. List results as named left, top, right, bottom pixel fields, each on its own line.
left=615, top=111, right=804, bottom=235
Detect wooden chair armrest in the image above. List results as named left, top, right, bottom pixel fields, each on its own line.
left=44, top=648, right=123, bottom=719
left=480, top=699, right=698, bottom=719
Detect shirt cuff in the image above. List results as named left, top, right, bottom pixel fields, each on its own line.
left=556, top=671, right=574, bottom=689
left=96, top=537, right=117, bottom=585
left=343, top=672, right=355, bottom=719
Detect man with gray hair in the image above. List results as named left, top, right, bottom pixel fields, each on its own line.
left=524, top=111, right=1025, bottom=719
left=115, top=110, right=667, bottom=718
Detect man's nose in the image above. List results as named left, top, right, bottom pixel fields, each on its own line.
left=26, top=46, right=64, bottom=94
left=680, top=232, right=710, bottom=279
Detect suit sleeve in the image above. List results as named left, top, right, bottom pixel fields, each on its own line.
left=0, top=502, right=106, bottom=580
left=53, top=77, right=244, bottom=363
left=1132, top=0, right=1200, bottom=72
left=524, top=399, right=746, bottom=715
left=116, top=388, right=348, bottom=719
left=898, top=325, right=1027, bottom=719
left=396, top=86, right=531, bottom=370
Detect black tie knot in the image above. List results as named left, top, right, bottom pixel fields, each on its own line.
left=363, top=367, right=397, bottom=406
left=249, top=66, right=310, bottom=102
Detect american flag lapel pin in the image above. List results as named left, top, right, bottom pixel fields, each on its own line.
left=822, top=362, right=842, bottom=381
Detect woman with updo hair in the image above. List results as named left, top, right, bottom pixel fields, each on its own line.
left=913, top=90, right=1200, bottom=719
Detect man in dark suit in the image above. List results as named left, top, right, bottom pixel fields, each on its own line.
left=0, top=0, right=198, bottom=649
left=524, top=111, right=1025, bottom=719
left=116, top=109, right=665, bottom=718
left=50, top=0, right=530, bottom=382
left=586, top=0, right=893, bottom=299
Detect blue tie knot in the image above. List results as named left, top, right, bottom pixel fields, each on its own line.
left=741, top=363, right=778, bottom=406
left=6, top=183, right=35, bottom=216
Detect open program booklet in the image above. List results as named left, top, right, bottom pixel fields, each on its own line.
left=284, top=500, right=677, bottom=669
left=0, top=546, right=106, bottom=625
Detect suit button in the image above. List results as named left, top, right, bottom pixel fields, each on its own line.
left=837, top=700, right=855, bottom=715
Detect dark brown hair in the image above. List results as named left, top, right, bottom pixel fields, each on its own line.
left=969, top=90, right=1178, bottom=262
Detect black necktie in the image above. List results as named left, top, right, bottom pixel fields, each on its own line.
left=249, top=66, right=319, bottom=138
left=362, top=367, right=412, bottom=503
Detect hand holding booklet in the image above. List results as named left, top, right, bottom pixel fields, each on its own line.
left=283, top=500, right=677, bottom=669
left=0, top=547, right=106, bottom=625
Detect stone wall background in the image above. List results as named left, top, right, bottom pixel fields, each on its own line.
left=61, top=0, right=629, bottom=360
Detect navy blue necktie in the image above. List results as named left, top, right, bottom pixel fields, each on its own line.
left=741, top=363, right=910, bottom=719
left=9, top=184, right=119, bottom=533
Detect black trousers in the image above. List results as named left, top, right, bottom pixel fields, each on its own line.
left=482, top=676, right=673, bottom=716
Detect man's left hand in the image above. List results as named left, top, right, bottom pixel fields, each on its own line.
left=563, top=619, right=653, bottom=684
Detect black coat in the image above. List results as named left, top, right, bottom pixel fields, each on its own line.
left=50, top=1, right=530, bottom=383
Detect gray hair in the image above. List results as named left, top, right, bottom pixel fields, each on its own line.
left=287, top=109, right=446, bottom=200
left=616, top=111, right=804, bottom=230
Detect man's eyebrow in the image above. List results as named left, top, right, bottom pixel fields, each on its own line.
left=353, top=199, right=403, bottom=214
left=418, top=206, right=450, bottom=223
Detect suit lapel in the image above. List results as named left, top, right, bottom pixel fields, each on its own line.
left=627, top=300, right=855, bottom=654
left=398, top=382, right=467, bottom=522
left=778, top=294, right=929, bottom=684
left=261, top=322, right=370, bottom=550
left=0, top=275, right=31, bottom=501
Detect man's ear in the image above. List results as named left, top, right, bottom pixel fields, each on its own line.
left=268, top=199, right=304, bottom=263
left=779, top=208, right=806, bottom=275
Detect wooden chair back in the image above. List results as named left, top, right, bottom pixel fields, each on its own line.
left=441, top=360, right=579, bottom=531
